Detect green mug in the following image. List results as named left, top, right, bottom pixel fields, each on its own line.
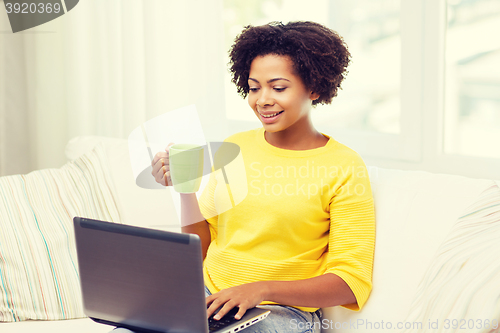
left=169, top=144, right=204, bottom=193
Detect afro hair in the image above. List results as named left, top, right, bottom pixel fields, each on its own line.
left=228, top=21, right=351, bottom=106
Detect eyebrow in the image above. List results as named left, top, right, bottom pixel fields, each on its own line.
left=248, top=78, right=291, bottom=84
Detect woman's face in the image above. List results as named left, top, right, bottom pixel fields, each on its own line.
left=247, top=54, right=318, bottom=134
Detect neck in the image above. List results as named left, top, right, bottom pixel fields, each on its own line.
left=264, top=120, right=327, bottom=150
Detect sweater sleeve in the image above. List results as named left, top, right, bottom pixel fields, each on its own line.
left=325, top=161, right=375, bottom=311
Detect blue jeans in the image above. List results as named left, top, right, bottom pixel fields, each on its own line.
left=111, top=286, right=323, bottom=333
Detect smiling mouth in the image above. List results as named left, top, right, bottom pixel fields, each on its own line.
left=259, top=111, right=284, bottom=118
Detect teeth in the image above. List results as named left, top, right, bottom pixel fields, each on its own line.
left=261, top=111, right=282, bottom=118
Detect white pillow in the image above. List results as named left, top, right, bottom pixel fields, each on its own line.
left=0, top=144, right=120, bottom=321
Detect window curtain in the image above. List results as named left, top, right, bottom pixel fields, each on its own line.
left=0, top=0, right=226, bottom=176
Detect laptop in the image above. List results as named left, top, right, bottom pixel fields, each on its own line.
left=73, top=217, right=270, bottom=333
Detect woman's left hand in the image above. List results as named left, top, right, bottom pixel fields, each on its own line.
left=206, top=282, right=268, bottom=321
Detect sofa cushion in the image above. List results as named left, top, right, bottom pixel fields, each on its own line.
left=0, top=144, right=120, bottom=322
left=322, top=167, right=492, bottom=332
left=0, top=317, right=111, bottom=333
left=401, top=182, right=500, bottom=332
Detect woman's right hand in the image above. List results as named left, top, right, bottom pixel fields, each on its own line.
left=151, top=143, right=175, bottom=187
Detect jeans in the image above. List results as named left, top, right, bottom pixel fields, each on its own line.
left=111, top=286, right=323, bottom=333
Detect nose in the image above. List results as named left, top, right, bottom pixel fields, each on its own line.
left=256, top=88, right=274, bottom=107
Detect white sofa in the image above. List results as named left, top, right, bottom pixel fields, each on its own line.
left=1, top=136, right=499, bottom=333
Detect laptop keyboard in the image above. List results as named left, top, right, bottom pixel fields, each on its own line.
left=208, top=307, right=240, bottom=332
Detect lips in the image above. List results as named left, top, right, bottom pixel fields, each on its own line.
left=259, top=111, right=283, bottom=117
left=258, top=110, right=284, bottom=124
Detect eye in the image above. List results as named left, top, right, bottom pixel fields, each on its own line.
left=249, top=87, right=259, bottom=92
left=274, top=87, right=286, bottom=92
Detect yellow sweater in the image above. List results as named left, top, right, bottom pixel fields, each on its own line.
left=199, top=128, right=375, bottom=312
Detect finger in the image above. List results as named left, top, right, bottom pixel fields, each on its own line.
left=155, top=172, right=165, bottom=186
left=151, top=161, right=164, bottom=182
left=152, top=151, right=168, bottom=166
left=158, top=168, right=172, bottom=187
left=165, top=142, right=175, bottom=151
left=151, top=159, right=162, bottom=175
left=152, top=151, right=167, bottom=165
left=164, top=170, right=172, bottom=187
left=152, top=159, right=170, bottom=176
left=234, top=307, right=247, bottom=320
left=206, top=294, right=215, bottom=306
left=206, top=294, right=230, bottom=319
left=152, top=164, right=169, bottom=186
left=152, top=158, right=170, bottom=178
left=213, top=303, right=237, bottom=321
left=206, top=299, right=223, bottom=319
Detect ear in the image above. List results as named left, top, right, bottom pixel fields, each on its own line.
left=310, top=92, right=320, bottom=101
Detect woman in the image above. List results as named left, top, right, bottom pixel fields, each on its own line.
left=147, top=21, right=375, bottom=333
